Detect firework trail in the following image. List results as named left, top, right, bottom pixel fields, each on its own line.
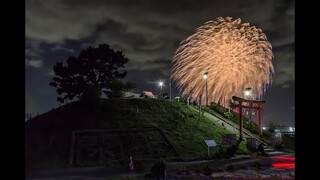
left=171, top=17, right=274, bottom=107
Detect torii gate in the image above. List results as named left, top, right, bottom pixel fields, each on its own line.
left=232, top=96, right=266, bottom=141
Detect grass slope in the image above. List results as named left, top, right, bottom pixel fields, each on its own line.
left=25, top=99, right=249, bottom=170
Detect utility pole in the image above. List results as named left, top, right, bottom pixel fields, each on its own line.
left=203, top=72, right=208, bottom=106
left=169, top=81, right=171, bottom=100
left=206, top=78, right=208, bottom=106
left=199, top=94, right=202, bottom=118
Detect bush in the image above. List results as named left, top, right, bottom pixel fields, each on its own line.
left=226, top=163, right=235, bottom=171
left=201, top=165, right=213, bottom=175
left=210, top=102, right=218, bottom=110
left=225, top=145, right=238, bottom=157
left=223, top=112, right=233, bottom=119
left=80, top=87, right=101, bottom=109
left=179, top=166, right=186, bottom=173
left=216, top=106, right=223, bottom=113
left=267, top=122, right=279, bottom=133
left=178, top=166, right=191, bottom=175
left=150, top=160, right=166, bottom=179
left=254, top=161, right=262, bottom=169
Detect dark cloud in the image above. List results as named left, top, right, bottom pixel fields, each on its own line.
left=26, top=0, right=294, bottom=72
left=272, top=42, right=295, bottom=86
left=25, top=59, right=43, bottom=68
left=51, top=45, right=74, bottom=53
left=262, top=81, right=295, bottom=126
left=25, top=0, right=294, bottom=126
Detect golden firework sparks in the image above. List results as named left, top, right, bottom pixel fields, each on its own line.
left=171, top=17, right=274, bottom=107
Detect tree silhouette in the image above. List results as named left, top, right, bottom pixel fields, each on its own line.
left=49, top=44, right=129, bottom=103
left=103, top=80, right=136, bottom=98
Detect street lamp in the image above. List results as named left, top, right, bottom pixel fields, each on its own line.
left=244, top=87, right=253, bottom=130
left=289, top=127, right=293, bottom=132
left=244, top=87, right=252, bottom=99
left=158, top=81, right=164, bottom=99
left=169, top=80, right=172, bottom=101
left=203, top=72, right=208, bottom=106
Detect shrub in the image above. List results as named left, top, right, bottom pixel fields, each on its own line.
left=223, top=112, right=233, bottom=119
left=210, top=102, right=218, bottom=110
left=254, top=161, right=261, bottom=169
left=225, top=145, right=238, bottom=157
left=226, top=163, right=235, bottom=171
left=201, top=164, right=213, bottom=175
left=80, top=87, right=101, bottom=110
left=150, top=160, right=166, bottom=179
left=178, top=166, right=190, bottom=174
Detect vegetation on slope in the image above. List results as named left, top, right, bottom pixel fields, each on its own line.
left=25, top=99, right=250, bottom=170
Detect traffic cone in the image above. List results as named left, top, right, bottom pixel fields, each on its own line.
left=129, top=156, right=134, bottom=171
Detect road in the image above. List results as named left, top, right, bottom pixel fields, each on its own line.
left=166, top=154, right=295, bottom=179
left=26, top=153, right=295, bottom=180
left=26, top=154, right=294, bottom=179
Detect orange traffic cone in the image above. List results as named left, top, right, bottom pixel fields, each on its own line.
left=129, top=156, right=134, bottom=171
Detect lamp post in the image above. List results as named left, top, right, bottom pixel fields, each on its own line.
left=203, top=72, right=208, bottom=106
left=158, top=81, right=164, bottom=99
left=244, top=88, right=252, bottom=99
left=169, top=81, right=171, bottom=101
left=199, top=94, right=202, bottom=118
left=244, top=88, right=253, bottom=130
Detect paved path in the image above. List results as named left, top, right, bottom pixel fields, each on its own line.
left=191, top=106, right=252, bottom=139
left=203, top=109, right=250, bottom=139
left=26, top=153, right=294, bottom=179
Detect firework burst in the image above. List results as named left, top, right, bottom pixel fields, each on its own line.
left=171, top=17, right=274, bottom=107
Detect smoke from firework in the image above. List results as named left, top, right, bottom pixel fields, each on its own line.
left=171, top=17, right=274, bottom=107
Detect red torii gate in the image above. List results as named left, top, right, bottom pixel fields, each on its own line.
left=232, top=96, right=266, bottom=141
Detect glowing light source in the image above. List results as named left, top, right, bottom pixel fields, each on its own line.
left=203, top=72, right=208, bottom=106
left=203, top=72, right=208, bottom=79
left=171, top=17, right=274, bottom=107
left=158, top=81, right=164, bottom=99
left=272, top=156, right=295, bottom=161
left=272, top=163, right=295, bottom=169
left=272, top=155, right=295, bottom=169
left=244, top=88, right=252, bottom=98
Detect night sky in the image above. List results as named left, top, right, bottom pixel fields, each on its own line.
left=26, top=0, right=294, bottom=126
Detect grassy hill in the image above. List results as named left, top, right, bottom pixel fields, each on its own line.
left=25, top=98, right=250, bottom=170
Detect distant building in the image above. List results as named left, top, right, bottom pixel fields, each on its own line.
left=141, top=91, right=155, bottom=98
left=262, top=126, right=295, bottom=133
left=278, top=126, right=295, bottom=133
left=123, top=91, right=141, bottom=98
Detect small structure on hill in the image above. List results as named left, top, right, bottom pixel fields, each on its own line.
left=141, top=91, right=156, bottom=98
left=123, top=91, right=141, bottom=98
